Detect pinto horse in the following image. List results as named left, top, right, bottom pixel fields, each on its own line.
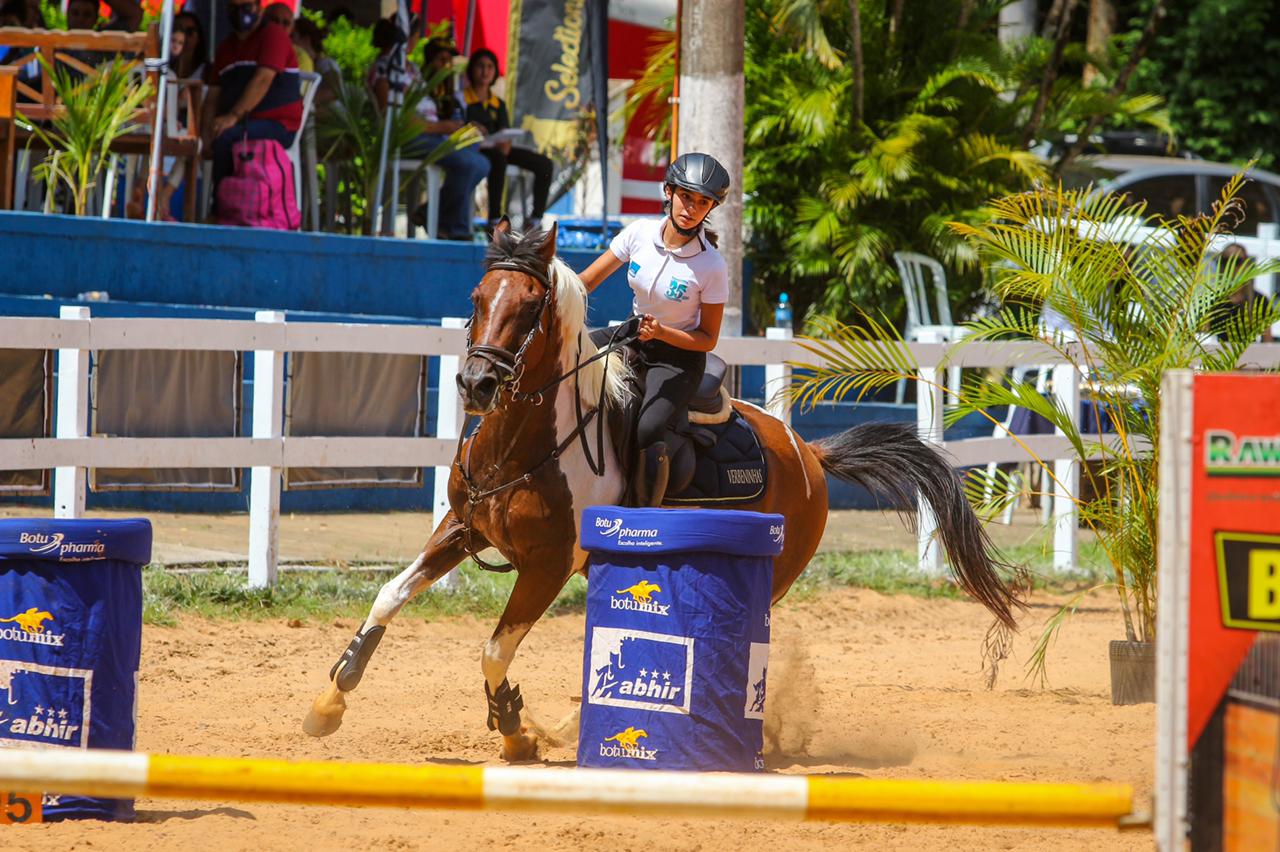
left=303, top=223, right=1021, bottom=760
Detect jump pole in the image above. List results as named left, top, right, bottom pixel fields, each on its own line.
left=0, top=749, right=1137, bottom=828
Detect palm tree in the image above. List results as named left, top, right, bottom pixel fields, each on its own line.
left=24, top=57, right=153, bottom=217
left=787, top=175, right=1280, bottom=679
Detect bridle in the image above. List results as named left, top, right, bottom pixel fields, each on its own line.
left=455, top=256, right=636, bottom=571
left=463, top=259, right=554, bottom=405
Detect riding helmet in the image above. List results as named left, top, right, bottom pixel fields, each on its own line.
left=664, top=152, right=731, bottom=205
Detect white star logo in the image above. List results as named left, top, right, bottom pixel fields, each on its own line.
left=639, top=668, right=648, bottom=678
left=663, top=671, right=671, bottom=680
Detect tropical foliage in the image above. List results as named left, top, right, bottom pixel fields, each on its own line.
left=23, top=57, right=152, bottom=217
left=787, top=176, right=1280, bottom=679
left=317, top=69, right=480, bottom=235
left=1129, top=0, right=1280, bottom=170
left=741, top=0, right=1170, bottom=331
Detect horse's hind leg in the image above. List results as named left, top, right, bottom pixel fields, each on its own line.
left=483, top=550, right=572, bottom=762
left=302, top=512, right=472, bottom=738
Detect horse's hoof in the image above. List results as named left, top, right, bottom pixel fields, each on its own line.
left=302, top=683, right=347, bottom=738
left=500, top=728, right=540, bottom=762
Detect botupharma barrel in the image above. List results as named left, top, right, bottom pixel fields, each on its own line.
left=578, top=507, right=783, bottom=772
left=0, top=518, right=151, bottom=822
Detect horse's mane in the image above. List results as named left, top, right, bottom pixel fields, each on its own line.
left=485, top=229, right=631, bottom=410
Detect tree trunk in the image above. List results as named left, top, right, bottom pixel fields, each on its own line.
left=952, top=0, right=976, bottom=60
left=850, top=0, right=865, bottom=124
left=888, top=0, right=905, bottom=47
left=1056, top=0, right=1167, bottom=174
left=1020, top=0, right=1080, bottom=148
left=1084, top=0, right=1116, bottom=87
left=680, top=0, right=745, bottom=333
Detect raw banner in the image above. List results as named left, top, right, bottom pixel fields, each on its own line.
left=1156, top=372, right=1280, bottom=850
left=506, top=0, right=605, bottom=158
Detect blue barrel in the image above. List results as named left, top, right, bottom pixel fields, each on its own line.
left=578, top=507, right=782, bottom=772
left=0, top=518, right=151, bottom=822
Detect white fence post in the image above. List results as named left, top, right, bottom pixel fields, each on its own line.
left=53, top=305, right=90, bottom=519
left=764, top=326, right=793, bottom=425
left=1051, top=361, right=1080, bottom=574
left=248, top=311, right=285, bottom=589
left=1257, top=223, right=1278, bottom=339
left=916, top=327, right=945, bottom=576
left=433, top=317, right=466, bottom=591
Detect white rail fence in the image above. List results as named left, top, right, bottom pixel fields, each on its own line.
left=3, top=307, right=1279, bottom=586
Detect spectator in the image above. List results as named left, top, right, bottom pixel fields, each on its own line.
left=65, top=0, right=142, bottom=33
left=464, top=47, right=553, bottom=231
left=1, top=0, right=45, bottom=90
left=292, top=15, right=339, bottom=103
left=203, top=0, right=303, bottom=205
left=172, top=10, right=209, bottom=80
left=261, top=3, right=310, bottom=71
left=1209, top=244, right=1275, bottom=344
left=368, top=29, right=486, bottom=240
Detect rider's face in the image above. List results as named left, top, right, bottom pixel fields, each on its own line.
left=668, top=188, right=715, bottom=230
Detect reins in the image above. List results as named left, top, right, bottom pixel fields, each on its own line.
left=454, top=258, right=636, bottom=572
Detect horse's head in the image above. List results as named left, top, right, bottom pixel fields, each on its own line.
left=458, top=220, right=561, bottom=415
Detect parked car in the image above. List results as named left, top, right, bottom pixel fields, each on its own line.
left=1062, top=156, right=1280, bottom=235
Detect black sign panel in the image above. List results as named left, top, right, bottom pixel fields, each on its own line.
left=1215, top=531, right=1280, bottom=632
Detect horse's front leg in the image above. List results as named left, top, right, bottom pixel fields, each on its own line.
left=302, top=511, right=473, bottom=737
left=483, top=547, right=574, bottom=762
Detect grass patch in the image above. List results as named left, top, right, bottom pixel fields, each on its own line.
left=141, top=541, right=1111, bottom=625
left=143, top=562, right=586, bottom=626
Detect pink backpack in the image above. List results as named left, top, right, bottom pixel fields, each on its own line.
left=217, top=137, right=301, bottom=230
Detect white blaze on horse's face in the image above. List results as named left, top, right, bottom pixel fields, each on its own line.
left=458, top=226, right=558, bottom=415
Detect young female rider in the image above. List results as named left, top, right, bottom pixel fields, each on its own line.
left=578, top=152, right=731, bottom=507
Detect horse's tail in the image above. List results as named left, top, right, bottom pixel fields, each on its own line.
left=809, top=421, right=1024, bottom=629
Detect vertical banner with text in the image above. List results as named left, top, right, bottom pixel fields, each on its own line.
left=507, top=0, right=606, bottom=166
left=1157, top=372, right=1280, bottom=851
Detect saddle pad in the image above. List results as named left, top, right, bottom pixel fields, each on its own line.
left=665, top=409, right=767, bottom=506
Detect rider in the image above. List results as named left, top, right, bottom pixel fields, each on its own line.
left=579, top=152, right=731, bottom=507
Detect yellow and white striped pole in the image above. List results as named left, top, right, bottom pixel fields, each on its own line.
left=0, top=749, right=1137, bottom=828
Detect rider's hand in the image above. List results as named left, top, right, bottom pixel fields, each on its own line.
left=637, top=314, right=663, bottom=341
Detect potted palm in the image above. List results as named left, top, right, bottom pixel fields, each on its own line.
left=788, top=175, right=1280, bottom=701
left=23, top=57, right=152, bottom=217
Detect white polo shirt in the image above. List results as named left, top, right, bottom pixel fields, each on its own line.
left=609, top=218, right=729, bottom=332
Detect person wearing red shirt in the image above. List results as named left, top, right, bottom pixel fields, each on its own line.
left=202, top=0, right=303, bottom=202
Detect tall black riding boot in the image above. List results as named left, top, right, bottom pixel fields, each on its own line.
left=637, top=442, right=670, bottom=508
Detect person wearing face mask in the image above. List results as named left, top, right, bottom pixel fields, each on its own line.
left=202, top=0, right=303, bottom=204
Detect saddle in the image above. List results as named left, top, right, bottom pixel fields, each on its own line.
left=616, top=351, right=767, bottom=507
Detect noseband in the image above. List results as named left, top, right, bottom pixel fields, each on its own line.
left=465, top=260, right=553, bottom=405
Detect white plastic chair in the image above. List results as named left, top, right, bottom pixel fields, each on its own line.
left=894, top=251, right=965, bottom=403
left=391, top=160, right=443, bottom=239
left=285, top=71, right=321, bottom=211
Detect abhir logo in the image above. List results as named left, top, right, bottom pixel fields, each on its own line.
left=599, top=726, right=658, bottom=761
left=20, top=531, right=106, bottom=561
left=588, top=627, right=694, bottom=714
left=0, top=608, right=65, bottom=647
left=612, top=580, right=670, bottom=616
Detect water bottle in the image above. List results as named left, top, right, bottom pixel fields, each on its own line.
left=773, top=292, right=793, bottom=330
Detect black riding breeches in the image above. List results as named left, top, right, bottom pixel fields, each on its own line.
left=590, top=326, right=706, bottom=450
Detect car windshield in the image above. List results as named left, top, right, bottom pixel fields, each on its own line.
left=1061, top=161, right=1126, bottom=191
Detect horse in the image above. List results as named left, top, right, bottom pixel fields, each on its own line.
left=303, top=221, right=1021, bottom=760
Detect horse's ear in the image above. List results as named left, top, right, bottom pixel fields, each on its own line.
left=536, top=220, right=558, bottom=263
left=492, top=216, right=511, bottom=238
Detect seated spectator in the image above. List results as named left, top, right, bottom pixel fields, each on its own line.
left=368, top=28, right=486, bottom=241
left=1, top=0, right=45, bottom=90
left=262, top=3, right=310, bottom=71
left=172, top=10, right=208, bottom=80
left=292, top=15, right=339, bottom=103
left=202, top=0, right=302, bottom=206
left=1209, top=244, right=1275, bottom=344
left=464, top=48, right=553, bottom=231
left=65, top=0, right=141, bottom=32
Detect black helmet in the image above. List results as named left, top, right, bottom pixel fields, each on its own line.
left=664, top=152, right=731, bottom=205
